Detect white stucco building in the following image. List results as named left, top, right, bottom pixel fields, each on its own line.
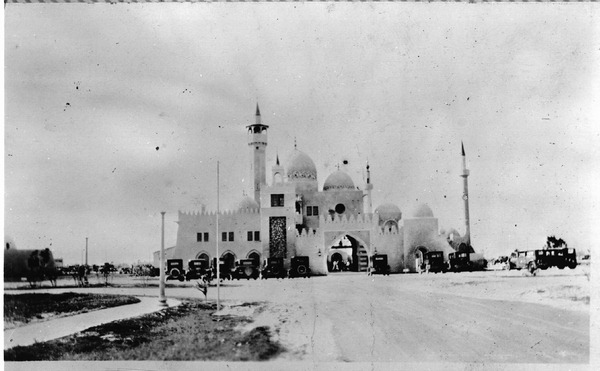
left=165, top=105, right=473, bottom=274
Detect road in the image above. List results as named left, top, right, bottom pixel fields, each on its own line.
left=216, top=272, right=589, bottom=363
left=5, top=270, right=590, bottom=363
left=288, top=275, right=588, bottom=363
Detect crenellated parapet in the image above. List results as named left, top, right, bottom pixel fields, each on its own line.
left=319, top=213, right=374, bottom=231
left=295, top=228, right=322, bottom=240
left=178, top=207, right=260, bottom=220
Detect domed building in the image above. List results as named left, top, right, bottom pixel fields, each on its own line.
left=323, top=170, right=355, bottom=191
left=375, top=203, right=402, bottom=232
left=238, top=196, right=260, bottom=211
left=168, top=105, right=474, bottom=274
left=410, top=203, right=434, bottom=218
left=287, top=150, right=318, bottom=181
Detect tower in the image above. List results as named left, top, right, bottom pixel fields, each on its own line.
left=247, top=104, right=269, bottom=205
left=460, top=142, right=471, bottom=246
left=365, top=161, right=373, bottom=214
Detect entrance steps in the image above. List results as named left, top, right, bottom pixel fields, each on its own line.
left=357, top=250, right=369, bottom=272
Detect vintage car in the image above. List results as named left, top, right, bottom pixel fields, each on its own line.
left=447, top=252, right=470, bottom=272
left=211, top=258, right=233, bottom=280
left=261, top=257, right=287, bottom=279
left=231, top=259, right=260, bottom=280
left=166, top=259, right=185, bottom=281
left=370, top=254, right=390, bottom=275
left=289, top=256, right=311, bottom=278
left=543, top=247, right=577, bottom=269
left=509, top=247, right=577, bottom=271
left=185, top=259, right=211, bottom=281
left=425, top=251, right=446, bottom=273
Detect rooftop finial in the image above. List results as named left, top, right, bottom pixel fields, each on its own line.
left=461, top=141, right=465, bottom=156
left=276, top=153, right=280, bottom=166
left=256, top=103, right=261, bottom=116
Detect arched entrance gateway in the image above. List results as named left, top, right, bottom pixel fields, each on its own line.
left=327, top=234, right=370, bottom=272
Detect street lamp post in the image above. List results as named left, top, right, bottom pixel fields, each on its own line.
left=216, top=161, right=220, bottom=310
left=159, top=211, right=168, bottom=307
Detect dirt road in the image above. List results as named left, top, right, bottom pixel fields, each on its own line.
left=6, top=268, right=590, bottom=363
left=292, top=276, right=587, bottom=363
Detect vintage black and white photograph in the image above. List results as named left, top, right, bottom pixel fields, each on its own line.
left=3, top=1, right=599, bottom=369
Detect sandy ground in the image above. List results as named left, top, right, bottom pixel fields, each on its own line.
left=4, top=264, right=595, bottom=366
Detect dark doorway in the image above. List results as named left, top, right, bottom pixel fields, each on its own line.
left=328, top=252, right=344, bottom=272
left=248, top=251, right=261, bottom=267
left=329, top=235, right=368, bottom=272
left=221, top=252, right=236, bottom=272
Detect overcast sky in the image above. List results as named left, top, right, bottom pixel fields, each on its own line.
left=4, top=3, right=599, bottom=265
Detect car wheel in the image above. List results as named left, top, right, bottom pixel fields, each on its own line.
left=297, top=265, right=307, bottom=275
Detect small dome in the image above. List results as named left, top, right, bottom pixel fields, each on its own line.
left=238, top=196, right=259, bottom=211
left=375, top=203, right=402, bottom=222
left=287, top=150, right=317, bottom=181
left=411, top=203, right=434, bottom=218
left=323, top=171, right=355, bottom=191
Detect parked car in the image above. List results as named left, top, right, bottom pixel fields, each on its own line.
left=289, top=256, right=311, bottom=278
left=370, top=254, right=390, bottom=275
left=425, top=251, right=445, bottom=273
left=185, top=259, right=211, bottom=281
left=231, top=259, right=260, bottom=280
left=261, top=257, right=287, bottom=279
left=166, top=259, right=185, bottom=281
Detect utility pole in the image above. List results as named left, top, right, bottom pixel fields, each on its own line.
left=216, top=161, right=221, bottom=310
left=85, top=237, right=88, bottom=267
left=159, top=211, right=168, bottom=307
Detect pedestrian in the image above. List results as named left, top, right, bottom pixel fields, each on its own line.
left=196, top=275, right=209, bottom=302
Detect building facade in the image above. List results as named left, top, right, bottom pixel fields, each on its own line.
left=168, top=105, right=471, bottom=274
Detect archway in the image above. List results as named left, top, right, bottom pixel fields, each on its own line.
left=415, top=245, right=429, bottom=273
left=328, top=234, right=370, bottom=272
left=382, top=220, right=398, bottom=233
left=220, top=251, right=236, bottom=272
left=328, top=251, right=345, bottom=272
left=247, top=250, right=261, bottom=267
left=196, top=252, right=210, bottom=261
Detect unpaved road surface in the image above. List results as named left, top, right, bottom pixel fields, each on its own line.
left=245, top=272, right=589, bottom=363
left=6, top=267, right=591, bottom=364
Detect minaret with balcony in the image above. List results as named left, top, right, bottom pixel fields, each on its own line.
left=247, top=104, right=269, bottom=205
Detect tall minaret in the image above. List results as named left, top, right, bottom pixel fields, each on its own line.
left=460, top=142, right=471, bottom=246
left=365, top=161, right=373, bottom=214
left=246, top=104, right=269, bottom=205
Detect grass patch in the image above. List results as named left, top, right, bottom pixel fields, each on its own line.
left=4, top=300, right=284, bottom=361
left=4, top=293, right=140, bottom=328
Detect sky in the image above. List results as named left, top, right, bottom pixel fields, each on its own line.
left=3, top=3, right=599, bottom=265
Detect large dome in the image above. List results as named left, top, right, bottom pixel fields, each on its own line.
left=375, top=203, right=402, bottom=222
left=287, top=150, right=317, bottom=181
left=323, top=171, right=355, bottom=191
left=411, top=203, right=434, bottom=218
left=238, top=196, right=260, bottom=211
